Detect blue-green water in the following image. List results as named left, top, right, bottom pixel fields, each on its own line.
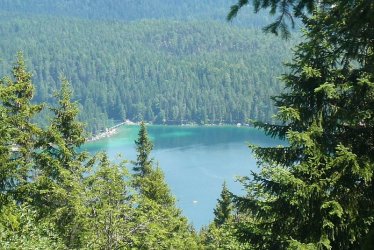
left=82, top=125, right=283, bottom=229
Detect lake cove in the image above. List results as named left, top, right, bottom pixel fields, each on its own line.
left=82, top=125, right=284, bottom=229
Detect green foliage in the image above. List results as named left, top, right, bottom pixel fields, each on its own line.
left=133, top=198, right=199, bottom=249
left=228, top=0, right=374, bottom=249
left=133, top=122, right=153, bottom=177
left=83, top=153, right=140, bottom=249
left=0, top=52, right=43, bottom=201
left=138, top=166, right=176, bottom=207
left=129, top=122, right=199, bottom=248
left=202, top=182, right=249, bottom=249
left=31, top=77, right=91, bottom=248
left=50, top=77, right=86, bottom=150
left=132, top=122, right=175, bottom=206
left=0, top=0, right=272, bottom=26
left=228, top=0, right=316, bottom=38
left=0, top=54, right=199, bottom=248
left=0, top=12, right=294, bottom=133
left=0, top=202, right=65, bottom=250
left=213, top=181, right=233, bottom=227
left=0, top=61, right=46, bottom=250
left=200, top=220, right=250, bottom=249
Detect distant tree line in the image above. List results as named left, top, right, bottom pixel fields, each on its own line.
left=0, top=0, right=273, bottom=27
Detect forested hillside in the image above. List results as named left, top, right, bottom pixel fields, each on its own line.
left=0, top=12, right=293, bottom=133
left=0, top=0, right=272, bottom=27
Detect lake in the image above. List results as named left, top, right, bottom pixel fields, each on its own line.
left=82, top=125, right=283, bottom=229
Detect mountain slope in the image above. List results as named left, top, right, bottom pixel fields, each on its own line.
left=0, top=0, right=271, bottom=27
left=0, top=2, right=295, bottom=133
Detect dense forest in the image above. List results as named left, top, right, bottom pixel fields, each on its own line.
left=0, top=0, right=272, bottom=26
left=1, top=0, right=373, bottom=249
left=0, top=2, right=294, bottom=133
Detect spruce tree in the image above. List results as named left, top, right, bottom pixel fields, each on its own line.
left=132, top=122, right=175, bottom=206
left=133, top=121, right=153, bottom=177
left=0, top=54, right=69, bottom=248
left=34, top=77, right=89, bottom=247
left=228, top=1, right=374, bottom=249
left=131, top=123, right=198, bottom=248
left=0, top=86, right=13, bottom=203
left=49, top=77, right=86, bottom=155
left=213, top=181, right=232, bottom=227
left=84, top=153, right=139, bottom=249
left=201, top=181, right=246, bottom=249
left=0, top=52, right=43, bottom=201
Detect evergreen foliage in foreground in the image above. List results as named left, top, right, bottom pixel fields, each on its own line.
left=218, top=0, right=374, bottom=249
left=213, top=181, right=232, bottom=227
left=0, top=55, right=198, bottom=249
left=1, top=1, right=373, bottom=248
left=200, top=181, right=249, bottom=249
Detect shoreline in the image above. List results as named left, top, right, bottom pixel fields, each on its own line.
left=86, top=119, right=138, bottom=142
left=86, top=120, right=252, bottom=143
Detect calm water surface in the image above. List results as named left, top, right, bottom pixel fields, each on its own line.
left=82, top=125, right=283, bottom=229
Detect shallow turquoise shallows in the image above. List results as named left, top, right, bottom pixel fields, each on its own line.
left=81, top=125, right=284, bottom=229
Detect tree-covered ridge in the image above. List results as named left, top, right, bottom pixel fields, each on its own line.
left=0, top=14, right=294, bottom=133
left=0, top=0, right=272, bottom=27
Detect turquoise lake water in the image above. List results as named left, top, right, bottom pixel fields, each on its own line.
left=82, top=125, right=283, bottom=229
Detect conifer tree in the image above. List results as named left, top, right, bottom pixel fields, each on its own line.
left=213, top=181, right=232, bottom=227
left=228, top=1, right=374, bottom=249
left=84, top=153, right=139, bottom=249
left=0, top=87, right=13, bottom=203
left=49, top=77, right=86, bottom=156
left=131, top=122, right=198, bottom=248
left=201, top=181, right=246, bottom=249
left=133, top=121, right=153, bottom=177
left=0, top=203, right=65, bottom=249
left=36, top=77, right=87, bottom=177
left=34, top=77, right=89, bottom=247
left=0, top=52, right=43, bottom=201
left=0, top=54, right=70, bottom=248
left=132, top=122, right=175, bottom=206
left=138, top=166, right=175, bottom=207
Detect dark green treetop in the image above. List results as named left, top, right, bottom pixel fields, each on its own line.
left=133, top=121, right=153, bottom=177
left=84, top=153, right=139, bottom=249
left=0, top=15, right=291, bottom=133
left=213, top=181, right=233, bottom=227
left=138, top=166, right=175, bottom=207
left=0, top=52, right=43, bottom=200
left=33, top=77, right=90, bottom=248
left=132, top=122, right=175, bottom=207
left=50, top=77, right=86, bottom=151
left=130, top=122, right=197, bottom=248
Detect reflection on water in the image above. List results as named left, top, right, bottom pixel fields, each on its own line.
left=81, top=125, right=284, bottom=229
